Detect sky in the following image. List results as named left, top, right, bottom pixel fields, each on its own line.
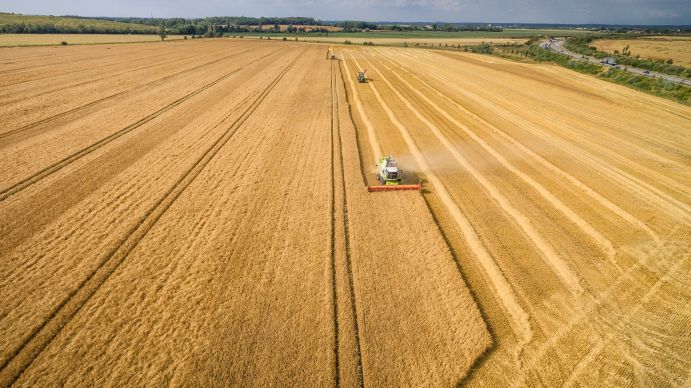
left=1, top=0, right=690, bottom=25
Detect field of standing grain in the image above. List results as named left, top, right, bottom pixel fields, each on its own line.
left=0, top=39, right=689, bottom=386
left=593, top=37, right=691, bottom=67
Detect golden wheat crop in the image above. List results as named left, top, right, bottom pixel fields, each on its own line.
left=0, top=39, right=491, bottom=386
left=1, top=37, right=689, bottom=387
left=594, top=37, right=691, bottom=67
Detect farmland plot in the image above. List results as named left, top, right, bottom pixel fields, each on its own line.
left=0, top=39, right=490, bottom=386
left=341, top=46, right=690, bottom=386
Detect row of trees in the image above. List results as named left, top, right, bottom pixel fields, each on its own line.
left=0, top=22, right=155, bottom=34
left=71, top=16, right=326, bottom=35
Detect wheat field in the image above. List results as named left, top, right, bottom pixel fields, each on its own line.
left=594, top=37, right=691, bottom=67
left=0, top=39, right=689, bottom=386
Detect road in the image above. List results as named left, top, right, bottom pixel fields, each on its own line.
left=540, top=38, right=691, bottom=87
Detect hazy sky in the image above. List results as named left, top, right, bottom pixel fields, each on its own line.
left=2, top=0, right=690, bottom=25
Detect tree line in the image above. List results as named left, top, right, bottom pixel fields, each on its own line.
left=0, top=22, right=155, bottom=34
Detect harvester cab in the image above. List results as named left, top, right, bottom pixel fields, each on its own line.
left=367, top=156, right=422, bottom=192
left=378, top=156, right=402, bottom=184
left=357, top=69, right=367, bottom=83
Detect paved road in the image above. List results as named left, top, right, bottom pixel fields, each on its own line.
left=540, top=38, right=691, bottom=87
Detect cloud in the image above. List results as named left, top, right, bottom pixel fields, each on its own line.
left=649, top=9, right=679, bottom=18
left=1, top=0, right=689, bottom=24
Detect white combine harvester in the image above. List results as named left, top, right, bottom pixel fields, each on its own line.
left=367, top=156, right=421, bottom=192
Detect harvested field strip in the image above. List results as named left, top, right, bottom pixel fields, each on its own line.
left=344, top=51, right=532, bottom=345
left=456, top=74, right=691, bottom=196
left=417, top=52, right=691, bottom=172
left=416, top=49, right=691, bottom=165
left=0, top=49, right=285, bottom=200
left=340, top=53, right=383, bottom=160
left=436, top=50, right=690, bottom=139
left=464, top=90, right=691, bottom=224
left=0, top=45, right=277, bottom=142
left=409, top=51, right=691, bottom=221
left=410, top=59, right=689, bottom=227
left=339, top=51, right=491, bottom=386
left=0, top=50, right=302, bottom=386
left=360, top=51, right=585, bottom=296
left=381, top=56, right=660, bottom=244
left=370, top=54, right=616, bottom=260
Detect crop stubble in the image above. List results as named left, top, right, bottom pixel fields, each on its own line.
left=341, top=46, right=690, bottom=386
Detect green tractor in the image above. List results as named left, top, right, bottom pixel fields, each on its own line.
left=357, top=69, right=367, bottom=83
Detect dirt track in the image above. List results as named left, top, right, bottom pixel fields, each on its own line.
left=0, top=39, right=689, bottom=386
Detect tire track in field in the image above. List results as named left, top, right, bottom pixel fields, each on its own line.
left=0, top=44, right=256, bottom=109
left=361, top=53, right=584, bottom=295
left=343, top=50, right=533, bottom=347
left=329, top=59, right=341, bottom=388
left=0, top=48, right=283, bottom=202
left=370, top=52, right=617, bottom=262
left=385, top=50, right=661, bottom=245
left=339, top=51, right=383, bottom=160
left=401, top=52, right=691, bottom=226
left=517, top=227, right=687, bottom=383
left=1, top=48, right=181, bottom=89
left=0, top=48, right=146, bottom=75
left=403, top=49, right=691, bottom=164
left=491, top=90, right=691, bottom=198
left=461, top=83, right=691, bottom=226
left=0, top=45, right=274, bottom=142
left=335, top=58, right=366, bottom=388
left=0, top=50, right=303, bottom=387
left=0, top=43, right=191, bottom=80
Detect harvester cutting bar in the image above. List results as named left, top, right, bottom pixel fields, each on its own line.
left=366, top=183, right=422, bottom=192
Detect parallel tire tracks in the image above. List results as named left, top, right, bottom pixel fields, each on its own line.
left=345, top=50, right=533, bottom=345
left=370, top=51, right=617, bottom=262
left=329, top=59, right=342, bottom=388
left=363, top=54, right=585, bottom=295
left=0, top=49, right=303, bottom=387
left=388, top=49, right=661, bottom=244
left=1, top=49, right=180, bottom=89
left=336, top=57, right=366, bottom=388
left=0, top=46, right=273, bottom=141
left=0, top=48, right=283, bottom=202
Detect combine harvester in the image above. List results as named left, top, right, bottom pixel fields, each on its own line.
left=367, top=156, right=422, bottom=192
